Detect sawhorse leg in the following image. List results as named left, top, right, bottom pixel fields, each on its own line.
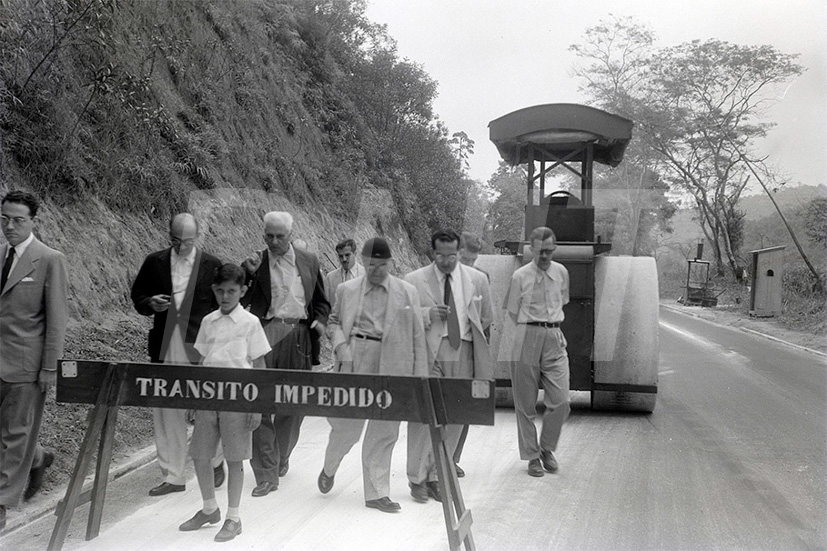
left=423, top=379, right=476, bottom=551
left=49, top=365, right=122, bottom=551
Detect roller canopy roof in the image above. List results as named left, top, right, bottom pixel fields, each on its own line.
left=489, top=104, right=633, bottom=167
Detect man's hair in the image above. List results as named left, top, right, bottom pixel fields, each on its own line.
left=335, top=238, right=356, bottom=253
left=263, top=211, right=294, bottom=230
left=169, top=213, right=199, bottom=234
left=430, top=229, right=460, bottom=250
left=2, top=190, right=39, bottom=217
left=529, top=226, right=556, bottom=245
left=214, top=263, right=246, bottom=286
left=459, top=232, right=482, bottom=254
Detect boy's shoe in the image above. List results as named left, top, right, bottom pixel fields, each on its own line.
left=527, top=458, right=545, bottom=477
left=426, top=481, right=442, bottom=502
left=214, top=519, right=242, bottom=542
left=251, top=481, right=277, bottom=497
left=179, top=509, right=221, bottom=531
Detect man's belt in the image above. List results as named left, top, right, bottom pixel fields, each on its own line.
left=352, top=333, right=382, bottom=342
left=265, top=317, right=308, bottom=325
left=526, top=321, right=561, bottom=328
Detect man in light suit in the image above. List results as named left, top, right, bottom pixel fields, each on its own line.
left=241, top=211, right=330, bottom=497
left=317, top=237, right=428, bottom=513
left=404, top=229, right=493, bottom=503
left=0, top=191, right=68, bottom=530
left=131, top=213, right=225, bottom=496
left=324, top=238, right=364, bottom=308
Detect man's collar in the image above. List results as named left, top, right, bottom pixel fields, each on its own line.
left=271, top=244, right=296, bottom=266
left=432, top=262, right=458, bottom=281
left=9, top=232, right=35, bottom=256
left=363, top=275, right=390, bottom=293
left=171, top=246, right=196, bottom=264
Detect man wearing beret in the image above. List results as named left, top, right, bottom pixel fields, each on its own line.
left=318, top=237, right=428, bottom=513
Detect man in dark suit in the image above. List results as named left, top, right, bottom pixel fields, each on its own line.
left=131, top=213, right=225, bottom=496
left=241, top=211, right=330, bottom=497
left=0, top=191, right=68, bottom=530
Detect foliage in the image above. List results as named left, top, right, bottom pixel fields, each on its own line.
left=0, top=0, right=469, bottom=241
left=570, top=15, right=804, bottom=277
left=802, top=197, right=827, bottom=246
left=487, top=161, right=526, bottom=243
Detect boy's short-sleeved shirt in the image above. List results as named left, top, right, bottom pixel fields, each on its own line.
left=195, top=304, right=271, bottom=369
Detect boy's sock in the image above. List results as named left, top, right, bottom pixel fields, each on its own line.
left=226, top=506, right=240, bottom=522
left=203, top=498, right=219, bottom=514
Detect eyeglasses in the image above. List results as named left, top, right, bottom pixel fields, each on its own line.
left=435, top=253, right=457, bottom=261
left=1, top=215, right=31, bottom=226
left=170, top=236, right=196, bottom=246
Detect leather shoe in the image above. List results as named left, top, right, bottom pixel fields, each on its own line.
left=365, top=496, right=401, bottom=513
left=317, top=469, right=334, bottom=494
left=527, top=458, right=545, bottom=478
left=213, top=463, right=225, bottom=488
left=251, top=481, right=277, bottom=497
left=0, top=504, right=6, bottom=531
left=214, top=519, right=242, bottom=542
left=409, top=482, right=428, bottom=503
left=426, top=481, right=442, bottom=502
left=455, top=463, right=465, bottom=478
left=179, top=508, right=221, bottom=531
left=149, top=482, right=185, bottom=496
left=24, top=450, right=54, bottom=500
left=541, top=450, right=559, bottom=473
left=278, top=458, right=289, bottom=477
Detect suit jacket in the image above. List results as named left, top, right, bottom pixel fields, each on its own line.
left=242, top=246, right=330, bottom=352
left=404, top=263, right=494, bottom=380
left=329, top=274, right=428, bottom=377
left=0, top=238, right=69, bottom=383
left=130, top=247, right=222, bottom=363
left=325, top=263, right=364, bottom=308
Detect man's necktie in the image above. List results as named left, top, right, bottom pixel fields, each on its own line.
left=445, top=273, right=460, bottom=349
left=1, top=247, right=15, bottom=291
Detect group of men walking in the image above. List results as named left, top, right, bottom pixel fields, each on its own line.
left=0, top=192, right=573, bottom=539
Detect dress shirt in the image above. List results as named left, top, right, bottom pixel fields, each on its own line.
left=266, top=244, right=307, bottom=319
left=433, top=264, right=471, bottom=341
left=2, top=232, right=34, bottom=276
left=170, top=247, right=196, bottom=309
left=195, top=304, right=271, bottom=369
left=506, top=261, right=569, bottom=324
left=353, top=276, right=390, bottom=339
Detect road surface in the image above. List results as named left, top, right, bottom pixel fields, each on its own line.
left=5, top=306, right=825, bottom=550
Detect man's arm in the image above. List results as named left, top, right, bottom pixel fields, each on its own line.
left=40, top=251, right=69, bottom=391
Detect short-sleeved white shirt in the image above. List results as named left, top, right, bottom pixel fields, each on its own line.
left=195, top=304, right=271, bottom=369
left=505, top=260, right=570, bottom=324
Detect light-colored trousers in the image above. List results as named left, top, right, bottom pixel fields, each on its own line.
left=156, top=328, right=222, bottom=485
left=407, top=338, right=473, bottom=484
left=511, top=325, right=570, bottom=460
left=323, top=338, right=400, bottom=501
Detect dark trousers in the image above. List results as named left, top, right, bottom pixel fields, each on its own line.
left=0, top=380, right=46, bottom=506
left=250, top=320, right=312, bottom=485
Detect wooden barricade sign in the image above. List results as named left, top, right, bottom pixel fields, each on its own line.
left=49, top=360, right=495, bottom=551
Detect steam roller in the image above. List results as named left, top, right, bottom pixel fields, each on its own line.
left=480, top=103, right=658, bottom=412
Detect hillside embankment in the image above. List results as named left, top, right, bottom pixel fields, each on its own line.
left=29, top=183, right=422, bottom=502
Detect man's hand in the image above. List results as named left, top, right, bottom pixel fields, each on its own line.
left=242, top=251, right=263, bottom=275
left=148, top=294, right=171, bottom=312
left=38, top=370, right=56, bottom=393
left=335, top=342, right=353, bottom=363
left=429, top=304, right=450, bottom=323
left=311, top=320, right=326, bottom=336
left=246, top=412, right=262, bottom=431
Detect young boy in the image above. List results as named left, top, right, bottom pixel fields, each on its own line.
left=178, top=264, right=271, bottom=542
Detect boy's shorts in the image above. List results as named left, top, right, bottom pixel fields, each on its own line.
left=191, top=410, right=254, bottom=462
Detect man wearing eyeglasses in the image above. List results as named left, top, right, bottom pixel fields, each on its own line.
left=404, top=229, right=493, bottom=503
left=131, top=213, right=225, bottom=497
left=504, top=226, right=570, bottom=478
left=0, top=190, right=68, bottom=530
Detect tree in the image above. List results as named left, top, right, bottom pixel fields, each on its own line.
left=487, top=161, right=526, bottom=243
left=803, top=197, right=827, bottom=247
left=571, top=16, right=804, bottom=277
left=448, top=131, right=475, bottom=174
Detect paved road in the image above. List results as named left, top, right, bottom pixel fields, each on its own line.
left=5, top=306, right=825, bottom=550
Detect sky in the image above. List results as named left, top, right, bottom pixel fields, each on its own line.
left=365, top=0, right=826, bottom=190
